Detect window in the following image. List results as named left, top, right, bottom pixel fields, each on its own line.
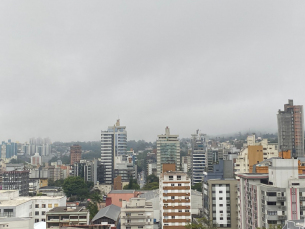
left=171, top=196, right=175, bottom=199
left=171, top=184, right=174, bottom=186
left=178, top=184, right=181, bottom=186
left=220, top=217, right=223, bottom=220
left=177, top=176, right=181, bottom=180
left=178, top=210, right=182, bottom=212
left=219, top=191, right=223, bottom=193
left=42, top=211, right=46, bottom=215
left=171, top=216, right=175, bottom=219
left=35, top=204, right=39, bottom=208
left=42, top=204, right=46, bottom=208
left=48, top=204, right=52, bottom=208
left=119, top=199, right=122, bottom=202
left=35, top=211, right=39, bottom=216
left=219, top=204, right=223, bottom=207
left=35, top=219, right=39, bottom=223
left=219, top=197, right=223, bottom=200
left=42, top=219, right=45, bottom=222
left=185, top=210, right=189, bottom=212
left=54, top=204, right=58, bottom=207
left=126, top=213, right=131, bottom=216
left=220, top=211, right=223, bottom=213
left=169, top=176, right=173, bottom=180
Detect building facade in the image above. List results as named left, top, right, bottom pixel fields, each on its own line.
left=159, top=169, right=191, bottom=229
left=101, top=119, right=127, bottom=184
left=2, top=170, right=29, bottom=196
left=70, top=144, right=82, bottom=165
left=121, top=198, right=154, bottom=229
left=191, top=130, right=206, bottom=185
left=238, top=158, right=305, bottom=229
left=277, top=99, right=304, bottom=158
left=157, top=127, right=180, bottom=176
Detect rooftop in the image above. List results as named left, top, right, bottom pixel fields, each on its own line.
left=48, top=206, right=88, bottom=213
left=39, top=186, right=61, bottom=190
left=237, top=173, right=269, bottom=179
left=0, top=217, right=32, bottom=222
left=109, top=190, right=135, bottom=194
left=92, top=204, right=121, bottom=222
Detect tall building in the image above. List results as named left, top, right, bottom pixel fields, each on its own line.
left=31, top=153, right=42, bottom=166
left=2, top=170, right=29, bottom=196
left=278, top=99, right=304, bottom=158
left=0, top=140, right=17, bottom=159
left=191, top=130, right=206, bottom=185
left=70, top=144, right=82, bottom=165
left=238, top=158, right=305, bottom=229
left=202, top=160, right=238, bottom=229
left=101, top=119, right=127, bottom=184
left=157, top=127, right=180, bottom=176
left=159, top=164, right=191, bottom=229
left=121, top=198, right=154, bottom=229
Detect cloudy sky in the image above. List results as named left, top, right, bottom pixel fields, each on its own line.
left=1, top=1, right=305, bottom=142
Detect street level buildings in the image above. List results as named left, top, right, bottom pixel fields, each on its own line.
left=277, top=99, right=304, bottom=158
left=157, top=127, right=180, bottom=176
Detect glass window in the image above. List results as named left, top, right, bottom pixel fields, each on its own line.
left=35, top=204, right=39, bottom=208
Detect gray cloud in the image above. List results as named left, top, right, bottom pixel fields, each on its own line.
left=0, top=1, right=305, bottom=142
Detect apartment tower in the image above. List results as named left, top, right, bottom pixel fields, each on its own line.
left=277, top=99, right=304, bottom=158
left=157, top=127, right=180, bottom=176
left=101, top=119, right=127, bottom=184
left=191, top=130, right=206, bottom=185
left=70, top=145, right=82, bottom=165
left=159, top=164, right=191, bottom=229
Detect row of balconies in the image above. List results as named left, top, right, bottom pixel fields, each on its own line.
left=122, top=222, right=152, bottom=226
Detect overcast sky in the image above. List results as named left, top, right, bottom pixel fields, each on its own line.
left=1, top=1, right=305, bottom=143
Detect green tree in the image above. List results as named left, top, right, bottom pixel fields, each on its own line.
left=62, top=176, right=89, bottom=198
left=192, top=182, right=202, bottom=192
left=142, top=182, right=159, bottom=190
left=186, top=217, right=217, bottom=229
left=146, top=174, right=159, bottom=184
left=87, top=201, right=98, bottom=220
left=123, top=179, right=140, bottom=190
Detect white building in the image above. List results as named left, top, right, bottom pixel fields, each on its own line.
left=191, top=130, right=206, bottom=185
left=31, top=153, right=42, bottom=166
left=121, top=198, right=154, bottom=229
left=101, top=119, right=127, bottom=184
left=0, top=190, right=66, bottom=223
left=159, top=169, right=191, bottom=229
left=0, top=217, right=34, bottom=229
left=157, top=127, right=180, bottom=176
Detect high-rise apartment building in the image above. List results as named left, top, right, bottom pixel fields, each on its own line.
left=278, top=99, right=304, bottom=158
left=2, top=170, right=29, bottom=196
left=159, top=165, right=191, bottom=229
left=70, top=144, right=82, bottom=165
left=101, top=119, right=127, bottom=184
left=121, top=198, right=154, bottom=229
left=191, top=130, right=206, bottom=185
left=157, top=127, right=180, bottom=176
left=238, top=158, right=305, bottom=229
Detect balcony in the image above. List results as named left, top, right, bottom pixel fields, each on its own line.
left=300, top=206, right=305, bottom=210
left=277, top=196, right=286, bottom=201
left=123, top=222, right=149, bottom=226
left=122, top=215, right=147, bottom=219
left=300, top=196, right=305, bottom=201
left=47, top=218, right=60, bottom=222
left=265, top=196, right=277, bottom=202
left=278, top=215, right=287, bottom=220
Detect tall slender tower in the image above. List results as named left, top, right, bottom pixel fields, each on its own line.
left=70, top=144, right=82, bottom=165
left=156, top=127, right=180, bottom=176
left=101, top=119, right=127, bottom=184
left=277, top=99, right=304, bottom=158
left=191, top=130, right=206, bottom=185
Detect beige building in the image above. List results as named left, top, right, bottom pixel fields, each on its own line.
left=157, top=127, right=180, bottom=176
left=46, top=206, right=89, bottom=228
left=234, top=135, right=278, bottom=177
left=121, top=198, right=154, bottom=229
left=159, top=166, right=191, bottom=229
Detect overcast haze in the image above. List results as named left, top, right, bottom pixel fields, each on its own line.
left=1, top=1, right=305, bottom=142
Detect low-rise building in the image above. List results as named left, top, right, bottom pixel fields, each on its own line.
left=0, top=217, right=34, bottom=229
left=107, top=190, right=137, bottom=208
left=121, top=198, right=154, bottom=229
left=46, top=206, right=89, bottom=228
left=92, top=204, right=121, bottom=226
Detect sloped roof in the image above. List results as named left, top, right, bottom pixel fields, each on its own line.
left=92, top=204, right=121, bottom=222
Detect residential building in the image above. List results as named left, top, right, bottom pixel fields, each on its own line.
left=38, top=186, right=65, bottom=196
left=107, top=190, right=137, bottom=208
left=92, top=204, right=121, bottom=226
left=206, top=147, right=224, bottom=173
left=0, top=140, right=17, bottom=159
left=0, top=217, right=34, bottom=229
left=181, top=155, right=191, bottom=173
left=157, top=127, right=180, bottom=176
left=114, top=156, right=137, bottom=182
left=46, top=206, right=89, bottom=228
left=0, top=190, right=66, bottom=223
left=101, top=119, right=127, bottom=184
left=238, top=158, right=305, bottom=229
left=31, top=152, right=42, bottom=166
left=277, top=99, right=304, bottom=158
left=283, top=220, right=305, bottom=229
left=234, top=135, right=278, bottom=177
left=202, top=160, right=238, bottom=229
left=159, top=165, right=191, bottom=229
left=147, top=162, right=157, bottom=176
left=191, top=130, right=206, bottom=185
left=2, top=170, right=29, bottom=196
left=70, top=144, right=82, bottom=165
left=121, top=198, right=154, bottom=229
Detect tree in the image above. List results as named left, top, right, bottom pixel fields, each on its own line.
left=123, top=179, right=140, bottom=190
left=87, top=201, right=98, bottom=220
left=62, top=176, right=89, bottom=199
left=146, top=174, right=159, bottom=184
left=192, top=182, right=202, bottom=192
left=142, top=182, right=159, bottom=190
left=186, top=217, right=217, bottom=229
